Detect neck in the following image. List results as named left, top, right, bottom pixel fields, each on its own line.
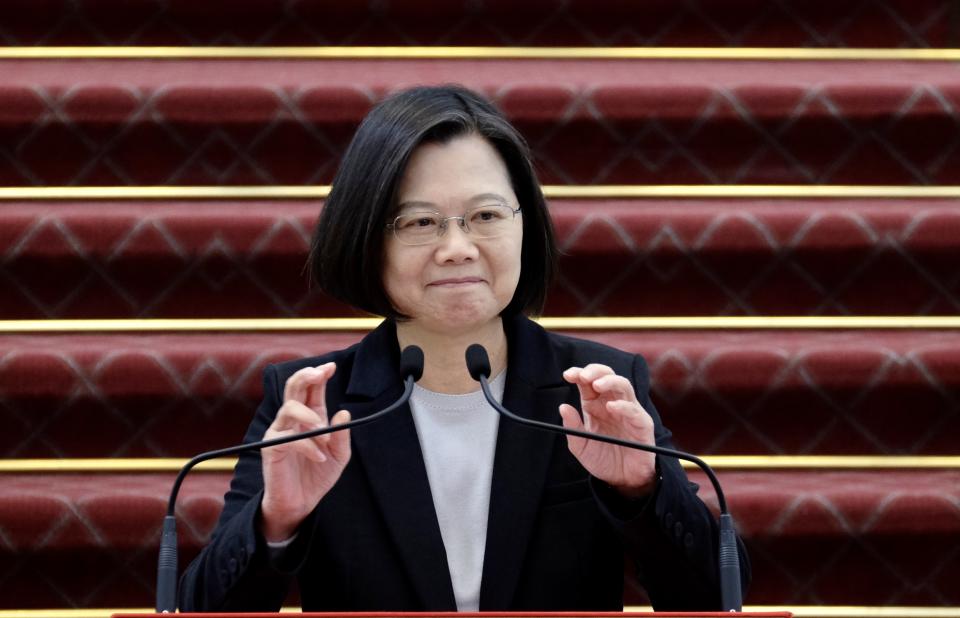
left=396, top=317, right=509, bottom=394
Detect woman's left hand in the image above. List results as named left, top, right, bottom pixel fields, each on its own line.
left=559, top=364, right=658, bottom=498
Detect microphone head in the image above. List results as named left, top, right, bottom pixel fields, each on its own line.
left=465, top=344, right=491, bottom=381
left=400, top=345, right=425, bottom=381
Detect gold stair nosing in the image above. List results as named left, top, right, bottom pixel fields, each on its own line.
left=1, top=316, right=959, bottom=333
left=4, top=185, right=960, bottom=201
left=2, top=456, right=958, bottom=474
left=3, top=46, right=960, bottom=60
left=1, top=607, right=959, bottom=618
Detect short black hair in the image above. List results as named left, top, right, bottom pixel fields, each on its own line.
left=309, top=85, right=557, bottom=318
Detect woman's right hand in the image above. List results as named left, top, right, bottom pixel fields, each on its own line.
left=260, top=362, right=352, bottom=543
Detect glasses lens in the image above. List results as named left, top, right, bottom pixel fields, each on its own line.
left=465, top=204, right=516, bottom=237
left=391, top=205, right=517, bottom=245
left=394, top=212, right=441, bottom=245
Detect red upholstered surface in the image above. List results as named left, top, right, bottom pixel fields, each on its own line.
left=0, top=0, right=948, bottom=47
left=1, top=471, right=957, bottom=607
left=4, top=199, right=960, bottom=318
left=5, top=8, right=959, bottom=610
left=4, top=59, right=960, bottom=185
left=2, top=330, right=958, bottom=458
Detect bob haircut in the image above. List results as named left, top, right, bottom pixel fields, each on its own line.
left=309, top=85, right=558, bottom=319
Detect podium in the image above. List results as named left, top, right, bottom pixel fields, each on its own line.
left=111, top=612, right=793, bottom=618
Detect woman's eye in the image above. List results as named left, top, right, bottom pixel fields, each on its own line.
left=401, top=216, right=437, bottom=229
left=471, top=207, right=504, bottom=223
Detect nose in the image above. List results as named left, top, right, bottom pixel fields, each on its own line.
left=434, top=219, right=479, bottom=263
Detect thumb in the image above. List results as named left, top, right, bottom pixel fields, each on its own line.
left=559, top=403, right=588, bottom=457
left=328, top=409, right=352, bottom=464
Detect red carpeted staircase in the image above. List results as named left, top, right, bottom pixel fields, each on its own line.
left=3, top=196, right=960, bottom=317
left=4, top=56, right=960, bottom=186
left=3, top=331, right=959, bottom=458
left=2, top=1, right=960, bottom=616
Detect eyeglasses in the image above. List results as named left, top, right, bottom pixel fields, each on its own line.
left=385, top=204, right=522, bottom=246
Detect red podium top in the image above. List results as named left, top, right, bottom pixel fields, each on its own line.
left=112, top=612, right=793, bottom=618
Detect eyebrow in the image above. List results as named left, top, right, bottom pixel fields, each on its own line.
left=396, top=193, right=510, bottom=211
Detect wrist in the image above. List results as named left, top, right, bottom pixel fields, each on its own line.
left=259, top=500, right=302, bottom=543
left=609, top=463, right=661, bottom=500
left=610, top=478, right=656, bottom=500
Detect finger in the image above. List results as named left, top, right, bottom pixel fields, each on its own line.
left=604, top=399, right=655, bottom=440
left=328, top=409, right=352, bottom=464
left=263, top=404, right=331, bottom=463
left=563, top=364, right=617, bottom=402
left=562, top=366, right=582, bottom=384
left=558, top=403, right=588, bottom=456
left=283, top=363, right=335, bottom=403
left=591, top=374, right=639, bottom=403
left=278, top=397, right=339, bottom=453
left=262, top=432, right=328, bottom=464
left=283, top=367, right=312, bottom=404
left=270, top=400, right=328, bottom=435
left=266, top=401, right=336, bottom=464
left=304, top=363, right=336, bottom=411
left=587, top=398, right=640, bottom=428
left=578, top=363, right=616, bottom=384
left=563, top=366, right=601, bottom=402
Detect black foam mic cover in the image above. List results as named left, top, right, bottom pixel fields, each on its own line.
left=465, top=344, right=491, bottom=381
left=400, top=345, right=425, bottom=381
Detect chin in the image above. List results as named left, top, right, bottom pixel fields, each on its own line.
left=425, top=299, right=505, bottom=333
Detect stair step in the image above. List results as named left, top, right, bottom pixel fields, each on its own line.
left=1, top=469, right=957, bottom=607
left=1, top=609, right=957, bottom=618
left=0, top=0, right=950, bottom=47
left=3, top=197, right=959, bottom=318
left=2, top=329, right=957, bottom=458
left=3, top=56, right=960, bottom=185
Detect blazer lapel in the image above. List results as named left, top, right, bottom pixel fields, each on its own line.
left=478, top=316, right=575, bottom=609
left=343, top=321, right=457, bottom=610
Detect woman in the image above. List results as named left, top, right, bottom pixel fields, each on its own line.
left=179, top=85, right=750, bottom=612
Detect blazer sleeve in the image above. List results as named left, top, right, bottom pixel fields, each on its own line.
left=178, top=363, right=307, bottom=611
left=591, top=353, right=751, bottom=611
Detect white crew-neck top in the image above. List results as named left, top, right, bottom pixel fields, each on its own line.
left=408, top=370, right=506, bottom=611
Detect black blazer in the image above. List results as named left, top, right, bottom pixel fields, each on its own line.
left=179, top=315, right=749, bottom=611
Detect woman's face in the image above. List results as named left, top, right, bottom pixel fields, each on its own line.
left=382, top=133, right=523, bottom=335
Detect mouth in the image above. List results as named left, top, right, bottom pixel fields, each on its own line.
left=428, top=277, right=485, bottom=287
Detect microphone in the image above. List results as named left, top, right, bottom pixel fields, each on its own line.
left=465, top=344, right=743, bottom=612
left=155, top=345, right=425, bottom=613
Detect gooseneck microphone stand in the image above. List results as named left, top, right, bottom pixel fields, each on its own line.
left=155, top=346, right=425, bottom=613
left=465, top=343, right=743, bottom=612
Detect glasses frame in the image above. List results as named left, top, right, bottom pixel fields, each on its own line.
left=385, top=204, right=522, bottom=246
